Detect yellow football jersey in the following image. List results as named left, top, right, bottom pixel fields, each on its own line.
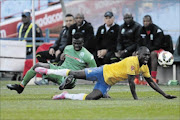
left=103, top=56, right=151, bottom=86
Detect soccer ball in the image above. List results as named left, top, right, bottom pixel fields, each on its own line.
left=158, top=51, right=174, bottom=67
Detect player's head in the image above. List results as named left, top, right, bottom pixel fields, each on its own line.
left=75, top=13, right=84, bottom=26
left=137, top=46, right=150, bottom=65
left=72, top=32, right=84, bottom=51
left=123, top=12, right=133, bottom=25
left=104, top=11, right=114, bottom=27
left=65, top=14, right=75, bottom=28
left=22, top=10, right=31, bottom=24
left=143, top=15, right=152, bottom=28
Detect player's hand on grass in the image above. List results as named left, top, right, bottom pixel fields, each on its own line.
left=164, top=94, right=177, bottom=99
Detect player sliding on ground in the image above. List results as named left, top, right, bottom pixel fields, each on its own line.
left=35, top=46, right=177, bottom=100
left=6, top=32, right=97, bottom=94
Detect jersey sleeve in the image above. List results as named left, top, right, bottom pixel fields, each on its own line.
left=84, top=51, right=97, bottom=68
left=63, top=46, right=68, bottom=54
left=141, top=65, right=151, bottom=78
left=87, top=55, right=97, bottom=68
left=126, top=61, right=136, bottom=75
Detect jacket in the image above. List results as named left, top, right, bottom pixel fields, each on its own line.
left=50, top=26, right=69, bottom=52
left=17, top=22, right=43, bottom=41
left=117, top=21, right=142, bottom=52
left=139, top=23, right=164, bottom=52
left=96, top=23, right=119, bottom=51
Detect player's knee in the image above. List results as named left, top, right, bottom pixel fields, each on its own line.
left=85, top=90, right=103, bottom=100
left=32, top=62, right=46, bottom=70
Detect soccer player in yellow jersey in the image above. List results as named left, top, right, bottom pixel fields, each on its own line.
left=35, top=46, right=177, bottom=100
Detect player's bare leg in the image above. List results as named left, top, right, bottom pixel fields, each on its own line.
left=150, top=51, right=158, bottom=83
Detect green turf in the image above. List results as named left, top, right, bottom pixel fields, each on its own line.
left=0, top=80, right=179, bottom=120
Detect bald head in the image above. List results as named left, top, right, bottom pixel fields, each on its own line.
left=123, top=13, right=133, bottom=25
left=75, top=13, right=84, bottom=26
left=123, top=13, right=133, bottom=18
left=137, top=46, right=150, bottom=65
left=138, top=46, right=149, bottom=54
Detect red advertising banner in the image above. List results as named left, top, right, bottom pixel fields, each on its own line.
left=0, top=5, right=63, bottom=38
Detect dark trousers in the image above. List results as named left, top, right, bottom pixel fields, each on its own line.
left=95, top=51, right=119, bottom=67
left=36, top=50, right=61, bottom=63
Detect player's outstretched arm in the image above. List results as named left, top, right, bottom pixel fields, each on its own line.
left=145, top=77, right=177, bottom=99
left=128, top=75, right=138, bottom=100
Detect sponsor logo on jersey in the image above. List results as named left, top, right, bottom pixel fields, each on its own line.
left=141, top=34, right=146, bottom=38
left=72, top=29, right=76, bottom=35
left=81, top=30, right=85, bottom=33
left=157, top=29, right=162, bottom=33
left=101, top=29, right=104, bottom=34
left=88, top=70, right=92, bottom=74
left=131, top=66, right=135, bottom=71
left=121, top=28, right=125, bottom=34
left=80, top=52, right=84, bottom=57
left=65, top=54, right=85, bottom=63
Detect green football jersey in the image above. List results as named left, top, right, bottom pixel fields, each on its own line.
left=60, top=45, right=97, bottom=70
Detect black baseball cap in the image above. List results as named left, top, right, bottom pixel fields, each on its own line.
left=22, top=11, right=31, bottom=17
left=104, top=11, right=113, bottom=17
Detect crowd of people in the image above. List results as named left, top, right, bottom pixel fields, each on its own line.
left=6, top=10, right=178, bottom=100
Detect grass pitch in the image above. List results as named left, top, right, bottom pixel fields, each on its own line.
left=0, top=80, right=179, bottom=120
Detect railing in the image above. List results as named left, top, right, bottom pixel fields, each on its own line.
left=0, top=29, right=58, bottom=44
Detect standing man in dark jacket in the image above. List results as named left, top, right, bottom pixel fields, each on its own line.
left=95, top=11, right=119, bottom=66
left=116, top=13, right=142, bottom=60
left=67, top=13, right=95, bottom=54
left=138, top=15, right=164, bottom=83
left=36, top=14, right=75, bottom=64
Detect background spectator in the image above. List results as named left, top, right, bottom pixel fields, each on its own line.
left=116, top=13, right=142, bottom=60
left=17, top=10, right=43, bottom=57
left=138, top=15, right=165, bottom=83
left=67, top=13, right=95, bottom=54
left=95, top=11, right=119, bottom=66
left=36, top=14, right=75, bottom=65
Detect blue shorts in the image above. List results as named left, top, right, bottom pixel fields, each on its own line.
left=84, top=66, right=111, bottom=95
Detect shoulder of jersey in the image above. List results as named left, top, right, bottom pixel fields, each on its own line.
left=65, top=45, right=73, bottom=50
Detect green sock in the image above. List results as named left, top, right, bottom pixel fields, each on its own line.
left=20, top=68, right=36, bottom=87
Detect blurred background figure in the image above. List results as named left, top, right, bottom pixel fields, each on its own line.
left=36, top=14, right=75, bottom=65
left=95, top=11, right=119, bottom=66
left=67, top=13, right=96, bottom=55
left=138, top=15, right=165, bottom=83
left=116, top=12, right=142, bottom=60
left=17, top=10, right=43, bottom=57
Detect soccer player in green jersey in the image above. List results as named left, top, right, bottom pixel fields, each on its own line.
left=7, top=32, right=97, bottom=94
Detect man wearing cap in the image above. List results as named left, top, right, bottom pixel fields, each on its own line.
left=116, top=13, right=142, bottom=60
left=17, top=10, right=43, bottom=56
left=95, top=11, right=119, bottom=66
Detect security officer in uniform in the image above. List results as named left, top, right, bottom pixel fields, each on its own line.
left=12, top=10, right=43, bottom=81
left=17, top=10, right=43, bottom=57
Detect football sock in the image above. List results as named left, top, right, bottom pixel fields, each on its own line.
left=151, top=71, right=157, bottom=79
left=47, top=69, right=70, bottom=77
left=65, top=93, right=87, bottom=100
left=20, top=68, right=36, bottom=86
